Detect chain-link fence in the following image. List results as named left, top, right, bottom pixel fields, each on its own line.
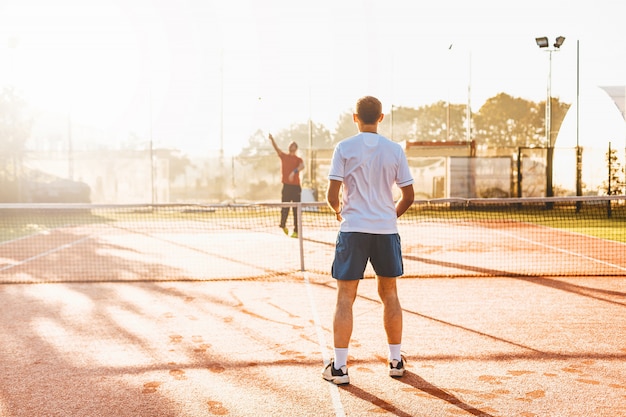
left=1, top=143, right=624, bottom=204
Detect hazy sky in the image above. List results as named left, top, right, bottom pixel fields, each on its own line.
left=1, top=0, right=625, bottom=156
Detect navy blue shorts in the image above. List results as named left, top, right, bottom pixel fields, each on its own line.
left=331, top=232, right=404, bottom=280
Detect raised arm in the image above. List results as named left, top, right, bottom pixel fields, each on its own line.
left=268, top=134, right=284, bottom=156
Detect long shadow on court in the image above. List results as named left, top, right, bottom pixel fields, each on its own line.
left=395, top=372, right=497, bottom=417
left=315, top=280, right=626, bottom=361
left=339, top=372, right=496, bottom=417
left=338, top=384, right=414, bottom=417
left=515, top=276, right=626, bottom=306
left=316, top=280, right=547, bottom=355
left=405, top=254, right=626, bottom=307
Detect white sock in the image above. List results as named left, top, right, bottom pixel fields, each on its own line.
left=334, top=348, right=349, bottom=369
left=389, top=344, right=402, bottom=362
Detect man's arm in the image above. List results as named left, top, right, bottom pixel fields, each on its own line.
left=326, top=179, right=343, bottom=221
left=396, top=184, right=414, bottom=218
left=268, top=134, right=284, bottom=156
left=288, top=160, right=305, bottom=182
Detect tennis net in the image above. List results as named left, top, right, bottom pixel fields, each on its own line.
left=1, top=196, right=625, bottom=283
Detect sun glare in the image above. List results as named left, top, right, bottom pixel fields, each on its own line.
left=2, top=1, right=156, bottom=131
left=0, top=0, right=624, bottom=157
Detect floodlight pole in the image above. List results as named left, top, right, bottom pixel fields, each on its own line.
left=149, top=85, right=155, bottom=204
left=466, top=50, right=472, bottom=143
left=67, top=112, right=74, bottom=181
left=546, top=48, right=554, bottom=198
left=447, top=43, right=453, bottom=142
left=576, top=40, right=582, bottom=211
left=390, top=104, right=395, bottom=140
left=308, top=85, right=313, bottom=188
left=219, top=48, right=225, bottom=201
left=536, top=36, right=565, bottom=201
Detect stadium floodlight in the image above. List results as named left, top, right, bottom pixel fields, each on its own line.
left=535, top=37, right=549, bottom=48
left=554, top=36, right=566, bottom=48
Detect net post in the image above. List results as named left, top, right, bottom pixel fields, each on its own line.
left=297, top=203, right=305, bottom=271
left=576, top=146, right=583, bottom=212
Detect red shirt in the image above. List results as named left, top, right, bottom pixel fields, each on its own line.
left=280, top=153, right=303, bottom=185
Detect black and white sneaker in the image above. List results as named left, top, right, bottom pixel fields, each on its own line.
left=389, top=355, right=407, bottom=378
left=322, top=359, right=350, bottom=385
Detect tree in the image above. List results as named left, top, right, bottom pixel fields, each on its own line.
left=0, top=88, right=32, bottom=202
left=156, top=148, right=193, bottom=183
left=473, top=93, right=569, bottom=149
left=235, top=123, right=332, bottom=200
left=387, top=105, right=420, bottom=142
left=413, top=101, right=467, bottom=142
left=543, top=97, right=570, bottom=147
left=227, top=129, right=273, bottom=201
left=473, top=93, right=540, bottom=148
left=333, top=106, right=423, bottom=144
left=602, top=143, right=625, bottom=195
left=282, top=121, right=332, bottom=150
left=239, top=128, right=271, bottom=158
left=333, top=102, right=471, bottom=145
left=332, top=111, right=358, bottom=145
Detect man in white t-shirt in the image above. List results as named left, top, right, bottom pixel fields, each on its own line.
left=322, top=96, right=414, bottom=385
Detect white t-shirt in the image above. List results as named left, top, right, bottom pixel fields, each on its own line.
left=328, top=132, right=414, bottom=234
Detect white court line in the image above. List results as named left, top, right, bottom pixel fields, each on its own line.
left=302, top=271, right=346, bottom=417
left=0, top=229, right=56, bottom=246
left=0, top=235, right=94, bottom=272
left=492, top=226, right=626, bottom=273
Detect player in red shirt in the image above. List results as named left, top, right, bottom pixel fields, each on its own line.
left=269, top=134, right=305, bottom=238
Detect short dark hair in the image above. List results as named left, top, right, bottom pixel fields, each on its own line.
left=356, top=96, right=382, bottom=124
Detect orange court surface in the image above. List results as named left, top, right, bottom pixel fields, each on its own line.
left=1, top=273, right=626, bottom=417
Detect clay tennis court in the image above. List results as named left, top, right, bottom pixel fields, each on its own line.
left=1, top=201, right=626, bottom=416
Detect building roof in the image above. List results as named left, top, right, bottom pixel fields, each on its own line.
left=600, top=86, right=626, bottom=119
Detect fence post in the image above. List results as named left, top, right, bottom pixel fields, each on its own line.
left=608, top=142, right=612, bottom=218
left=516, top=147, right=522, bottom=198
